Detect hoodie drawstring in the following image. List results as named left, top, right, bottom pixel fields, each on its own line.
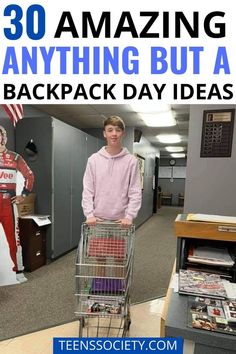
left=108, top=158, right=115, bottom=175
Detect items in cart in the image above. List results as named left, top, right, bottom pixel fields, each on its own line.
left=90, top=278, right=125, bottom=295
left=88, top=301, right=122, bottom=314
left=87, top=237, right=126, bottom=259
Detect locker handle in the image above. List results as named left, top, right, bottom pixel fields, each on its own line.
left=36, top=251, right=41, bottom=256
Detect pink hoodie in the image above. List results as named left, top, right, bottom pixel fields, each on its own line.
left=82, top=147, right=142, bottom=220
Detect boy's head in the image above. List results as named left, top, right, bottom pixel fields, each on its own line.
left=103, top=116, right=125, bottom=148
left=103, top=116, right=125, bottom=131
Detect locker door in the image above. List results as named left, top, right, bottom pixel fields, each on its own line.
left=86, top=133, right=100, bottom=158
left=71, top=129, right=87, bottom=248
left=53, top=119, right=72, bottom=258
left=16, top=117, right=53, bottom=259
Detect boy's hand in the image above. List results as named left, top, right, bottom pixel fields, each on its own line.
left=86, top=217, right=103, bottom=226
left=116, top=218, right=132, bottom=227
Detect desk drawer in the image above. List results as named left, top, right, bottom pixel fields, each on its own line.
left=27, top=247, right=46, bottom=271
left=19, top=218, right=47, bottom=271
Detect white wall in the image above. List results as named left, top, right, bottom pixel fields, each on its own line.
left=184, top=104, right=236, bottom=216
left=134, top=136, right=160, bottom=225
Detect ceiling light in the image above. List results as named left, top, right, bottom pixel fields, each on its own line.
left=130, top=103, right=170, bottom=113
left=165, top=146, right=184, bottom=152
left=171, top=153, right=186, bottom=158
left=141, top=111, right=176, bottom=127
left=156, top=134, right=181, bottom=143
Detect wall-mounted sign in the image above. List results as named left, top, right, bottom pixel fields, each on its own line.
left=200, top=109, right=235, bottom=157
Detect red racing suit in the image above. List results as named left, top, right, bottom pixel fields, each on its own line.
left=0, top=149, right=34, bottom=271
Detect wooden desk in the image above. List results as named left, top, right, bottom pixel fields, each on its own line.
left=165, top=214, right=236, bottom=352
left=175, top=213, right=236, bottom=241
left=160, top=260, right=176, bottom=336
left=175, top=213, right=236, bottom=280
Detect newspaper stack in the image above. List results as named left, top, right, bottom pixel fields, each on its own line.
left=188, top=246, right=234, bottom=267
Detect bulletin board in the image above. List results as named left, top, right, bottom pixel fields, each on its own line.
left=200, top=109, right=235, bottom=157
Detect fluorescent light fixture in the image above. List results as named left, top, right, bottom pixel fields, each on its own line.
left=157, top=134, right=181, bottom=143
left=130, top=103, right=170, bottom=113
left=171, top=153, right=186, bottom=158
left=165, top=146, right=184, bottom=152
left=141, top=111, right=176, bottom=127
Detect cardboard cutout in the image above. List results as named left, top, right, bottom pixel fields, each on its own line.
left=0, top=125, right=34, bottom=285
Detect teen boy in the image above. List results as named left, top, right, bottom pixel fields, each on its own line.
left=82, top=116, right=142, bottom=226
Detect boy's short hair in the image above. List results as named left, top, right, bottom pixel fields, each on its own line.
left=103, top=116, right=125, bottom=131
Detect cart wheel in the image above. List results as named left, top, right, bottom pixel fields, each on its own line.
left=127, top=319, right=131, bottom=330
left=80, top=317, right=85, bottom=327
left=79, top=317, right=85, bottom=337
left=123, top=318, right=131, bottom=337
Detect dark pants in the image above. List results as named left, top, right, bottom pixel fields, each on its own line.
left=0, top=194, right=17, bottom=271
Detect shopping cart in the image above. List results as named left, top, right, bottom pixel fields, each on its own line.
left=75, top=221, right=135, bottom=337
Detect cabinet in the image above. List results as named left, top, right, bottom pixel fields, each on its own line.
left=18, top=218, right=46, bottom=271
left=164, top=214, right=236, bottom=353
left=175, top=214, right=236, bottom=281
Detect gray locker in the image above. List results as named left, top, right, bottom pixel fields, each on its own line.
left=16, top=117, right=103, bottom=259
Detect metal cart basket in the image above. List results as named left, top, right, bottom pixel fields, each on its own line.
left=75, top=222, right=135, bottom=337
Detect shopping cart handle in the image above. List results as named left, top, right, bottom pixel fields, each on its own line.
left=83, top=220, right=133, bottom=228
left=97, top=220, right=120, bottom=225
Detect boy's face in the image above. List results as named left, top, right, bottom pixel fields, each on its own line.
left=103, top=124, right=124, bottom=147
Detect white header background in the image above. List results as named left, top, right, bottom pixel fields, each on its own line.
left=0, top=0, right=236, bottom=103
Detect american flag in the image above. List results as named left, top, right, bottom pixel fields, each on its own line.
left=1, top=104, right=24, bottom=127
